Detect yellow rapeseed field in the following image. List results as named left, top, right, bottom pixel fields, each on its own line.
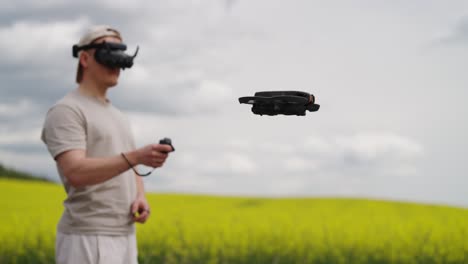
left=0, top=178, right=467, bottom=264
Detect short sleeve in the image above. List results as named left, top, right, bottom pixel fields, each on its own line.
left=126, top=117, right=137, bottom=150
left=41, top=104, right=87, bottom=159
left=129, top=133, right=136, bottom=150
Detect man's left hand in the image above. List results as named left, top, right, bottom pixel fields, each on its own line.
left=131, top=195, right=151, bottom=223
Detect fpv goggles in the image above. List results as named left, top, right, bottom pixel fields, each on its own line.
left=72, top=42, right=139, bottom=70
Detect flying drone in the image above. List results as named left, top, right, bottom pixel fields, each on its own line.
left=238, top=91, right=320, bottom=116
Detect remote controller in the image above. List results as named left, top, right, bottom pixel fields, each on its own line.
left=159, top=137, right=175, bottom=153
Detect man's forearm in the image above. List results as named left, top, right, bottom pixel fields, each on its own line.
left=60, top=150, right=138, bottom=188
left=135, top=173, right=146, bottom=198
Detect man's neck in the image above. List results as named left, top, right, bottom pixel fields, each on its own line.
left=78, top=79, right=109, bottom=104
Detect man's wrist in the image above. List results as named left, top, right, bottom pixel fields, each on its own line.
left=137, top=192, right=146, bottom=199
left=124, top=150, right=139, bottom=166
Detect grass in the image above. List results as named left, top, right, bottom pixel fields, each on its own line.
left=0, top=178, right=467, bottom=264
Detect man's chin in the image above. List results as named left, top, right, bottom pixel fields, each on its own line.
left=106, top=69, right=120, bottom=87
left=106, top=79, right=119, bottom=88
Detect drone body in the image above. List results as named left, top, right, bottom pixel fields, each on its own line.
left=238, top=91, right=320, bottom=116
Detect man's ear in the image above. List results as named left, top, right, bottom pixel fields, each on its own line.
left=79, top=51, right=90, bottom=68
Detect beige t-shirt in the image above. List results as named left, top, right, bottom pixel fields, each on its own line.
left=41, top=89, right=137, bottom=235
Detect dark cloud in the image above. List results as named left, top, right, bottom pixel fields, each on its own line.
left=0, top=2, right=170, bottom=26
left=451, top=17, right=468, bottom=42
left=0, top=73, right=72, bottom=105
left=435, top=16, right=468, bottom=45
left=0, top=144, right=46, bottom=155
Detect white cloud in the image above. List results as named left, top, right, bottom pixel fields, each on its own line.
left=304, top=136, right=333, bottom=155
left=188, top=80, right=233, bottom=113
left=334, top=132, right=423, bottom=163
left=130, top=125, right=423, bottom=197
left=0, top=99, right=35, bottom=118
left=295, top=132, right=424, bottom=177
left=224, top=152, right=257, bottom=174
left=0, top=18, right=90, bottom=66
left=173, top=151, right=256, bottom=175
left=0, top=127, right=42, bottom=145
left=117, top=64, right=234, bottom=114
left=284, top=156, right=321, bottom=172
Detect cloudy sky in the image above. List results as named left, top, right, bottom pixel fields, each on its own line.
left=1, top=0, right=467, bottom=207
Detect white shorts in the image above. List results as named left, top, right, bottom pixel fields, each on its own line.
left=55, top=232, right=138, bottom=264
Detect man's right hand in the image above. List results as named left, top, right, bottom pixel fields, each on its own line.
left=129, top=144, right=173, bottom=168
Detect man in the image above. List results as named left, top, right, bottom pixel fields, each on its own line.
left=41, top=25, right=173, bottom=264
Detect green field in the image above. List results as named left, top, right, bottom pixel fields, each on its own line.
left=0, top=178, right=467, bottom=264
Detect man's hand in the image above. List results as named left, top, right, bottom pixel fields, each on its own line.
left=131, top=195, right=151, bottom=223
left=126, top=144, right=173, bottom=168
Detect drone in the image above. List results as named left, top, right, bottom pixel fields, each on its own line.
left=238, top=91, right=320, bottom=116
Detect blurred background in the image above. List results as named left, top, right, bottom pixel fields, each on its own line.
left=1, top=0, right=467, bottom=207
